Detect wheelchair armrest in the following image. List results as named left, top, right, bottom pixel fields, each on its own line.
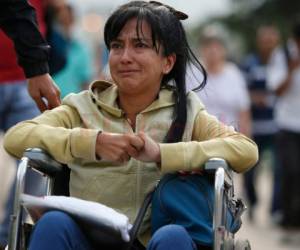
left=204, top=158, right=233, bottom=185
left=24, top=148, right=64, bottom=177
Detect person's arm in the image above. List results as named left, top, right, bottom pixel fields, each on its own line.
left=159, top=109, right=258, bottom=174
left=0, top=0, right=61, bottom=111
left=273, top=59, right=300, bottom=96
left=238, top=109, right=252, bottom=138
left=3, top=105, right=99, bottom=164
left=266, top=48, right=291, bottom=96
left=0, top=0, right=49, bottom=77
left=235, top=65, right=252, bottom=137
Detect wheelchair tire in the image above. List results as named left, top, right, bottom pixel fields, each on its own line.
left=234, top=239, right=251, bottom=250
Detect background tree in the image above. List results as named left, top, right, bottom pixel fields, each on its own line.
left=189, top=0, right=300, bottom=59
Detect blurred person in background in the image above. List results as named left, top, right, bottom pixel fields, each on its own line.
left=0, top=0, right=62, bottom=248
left=241, top=25, right=281, bottom=222
left=187, top=34, right=251, bottom=137
left=95, top=44, right=110, bottom=80
left=50, top=2, right=93, bottom=98
left=44, top=0, right=68, bottom=76
left=267, top=20, right=300, bottom=244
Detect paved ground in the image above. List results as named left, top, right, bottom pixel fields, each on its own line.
left=235, top=167, right=300, bottom=250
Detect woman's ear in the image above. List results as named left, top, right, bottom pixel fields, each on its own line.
left=163, top=53, right=176, bottom=74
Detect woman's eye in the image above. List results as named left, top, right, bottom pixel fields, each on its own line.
left=136, top=42, right=148, bottom=48
left=110, top=43, right=122, bottom=49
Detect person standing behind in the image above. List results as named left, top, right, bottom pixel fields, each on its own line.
left=51, top=2, right=93, bottom=98
left=241, top=25, right=280, bottom=222
left=187, top=34, right=251, bottom=136
left=267, top=20, right=300, bottom=243
left=0, top=0, right=61, bottom=111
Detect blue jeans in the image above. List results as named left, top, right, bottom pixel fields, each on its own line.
left=0, top=81, right=43, bottom=246
left=29, top=211, right=197, bottom=250
left=147, top=224, right=198, bottom=250
left=29, top=211, right=92, bottom=250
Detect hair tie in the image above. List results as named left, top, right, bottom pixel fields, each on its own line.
left=149, top=1, right=188, bottom=20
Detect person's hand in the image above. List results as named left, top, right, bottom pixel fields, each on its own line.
left=134, top=132, right=161, bottom=163
left=250, top=91, right=267, bottom=107
left=288, top=57, right=300, bottom=72
left=27, top=73, right=61, bottom=112
left=96, top=132, right=144, bottom=163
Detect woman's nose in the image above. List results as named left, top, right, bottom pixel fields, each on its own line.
left=120, top=47, right=132, bottom=63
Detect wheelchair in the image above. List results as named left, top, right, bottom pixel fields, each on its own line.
left=7, top=148, right=251, bottom=250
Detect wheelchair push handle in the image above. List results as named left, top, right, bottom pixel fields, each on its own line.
left=24, top=148, right=65, bottom=177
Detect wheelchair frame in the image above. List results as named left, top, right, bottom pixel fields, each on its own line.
left=7, top=148, right=250, bottom=250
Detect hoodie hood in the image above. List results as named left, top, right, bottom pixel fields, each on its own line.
left=87, top=80, right=176, bottom=117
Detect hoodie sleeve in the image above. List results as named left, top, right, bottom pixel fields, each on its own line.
left=3, top=105, right=100, bottom=164
left=159, top=109, right=258, bottom=173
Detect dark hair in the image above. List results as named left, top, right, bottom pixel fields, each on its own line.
left=293, top=19, right=300, bottom=39
left=104, top=1, right=207, bottom=143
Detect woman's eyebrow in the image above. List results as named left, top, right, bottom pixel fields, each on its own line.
left=112, top=36, right=152, bottom=43
left=132, top=37, right=152, bottom=43
left=111, top=38, right=123, bottom=42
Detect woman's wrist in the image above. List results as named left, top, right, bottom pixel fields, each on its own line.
left=95, top=131, right=103, bottom=160
left=155, top=143, right=161, bottom=163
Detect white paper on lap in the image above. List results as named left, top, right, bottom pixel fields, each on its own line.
left=21, top=194, right=132, bottom=242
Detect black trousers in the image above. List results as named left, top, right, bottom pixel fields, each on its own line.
left=277, top=130, right=300, bottom=227
left=244, top=134, right=276, bottom=207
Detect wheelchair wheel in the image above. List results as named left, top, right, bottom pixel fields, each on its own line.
left=234, top=239, right=251, bottom=250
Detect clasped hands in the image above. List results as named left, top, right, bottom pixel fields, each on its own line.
left=96, top=131, right=161, bottom=164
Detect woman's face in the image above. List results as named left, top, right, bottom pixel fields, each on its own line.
left=109, top=18, right=175, bottom=97
left=200, top=40, right=226, bottom=66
